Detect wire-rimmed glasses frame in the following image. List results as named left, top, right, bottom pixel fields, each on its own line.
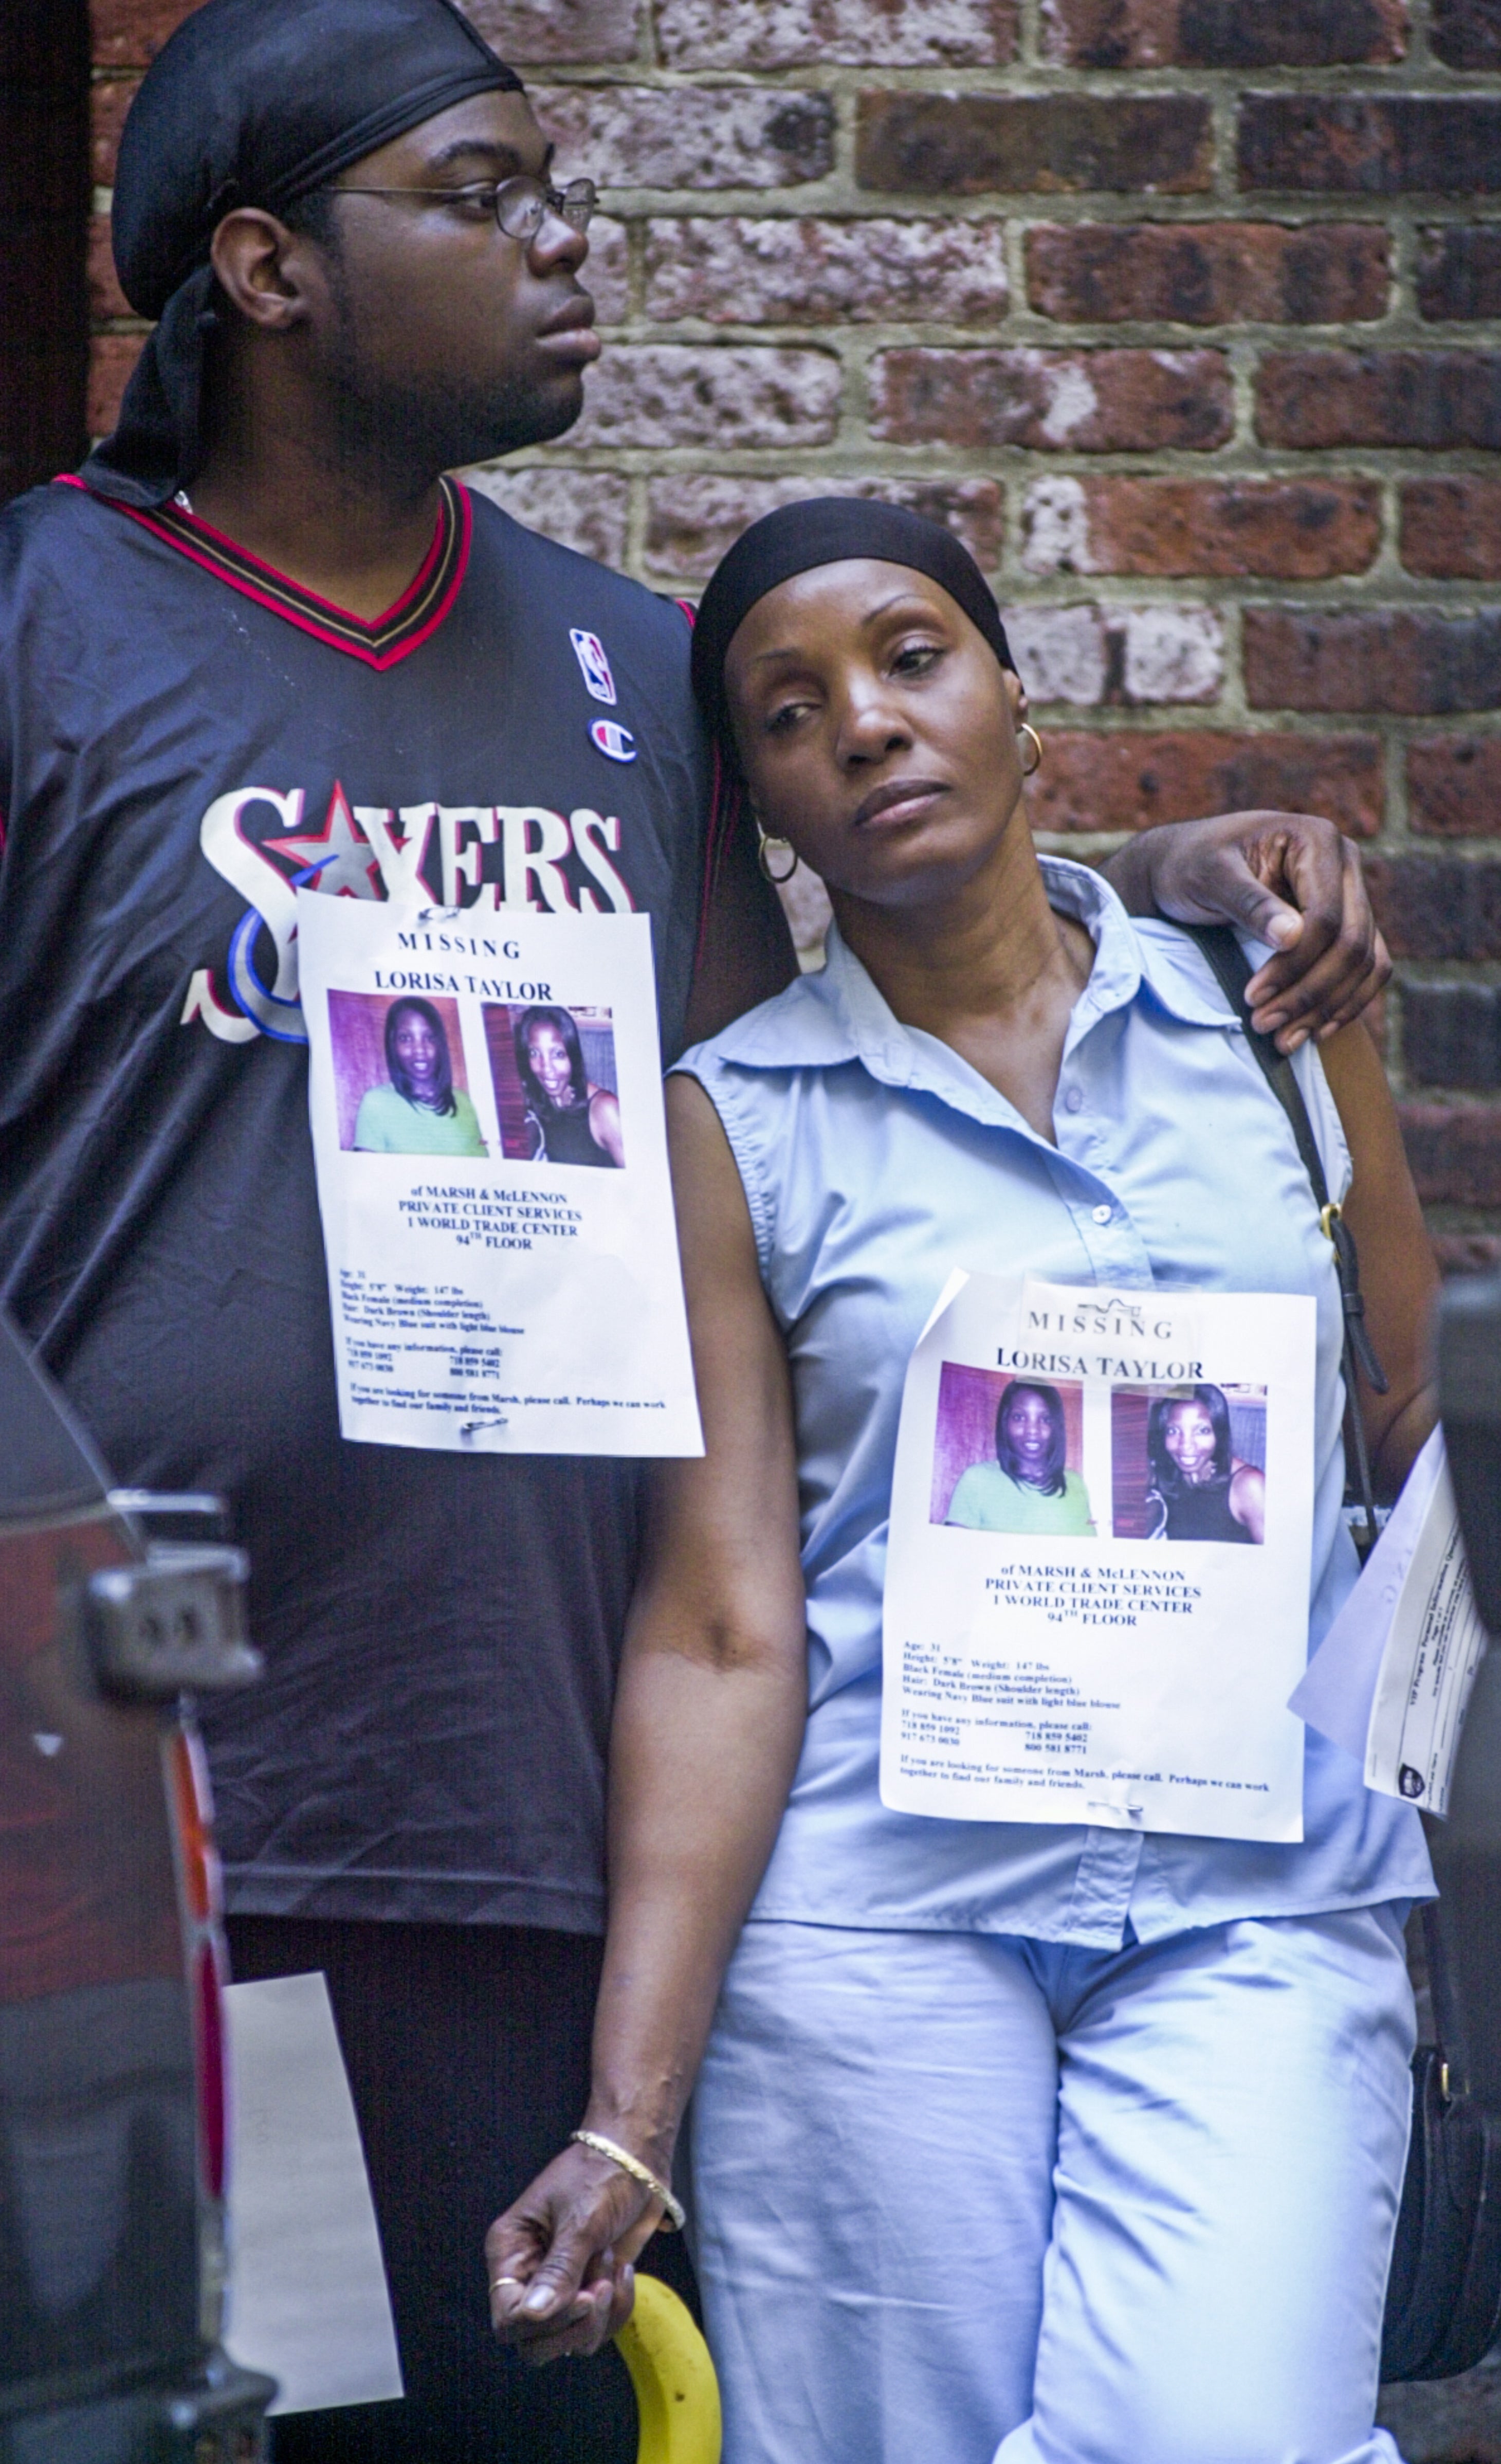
left=328, top=174, right=598, bottom=242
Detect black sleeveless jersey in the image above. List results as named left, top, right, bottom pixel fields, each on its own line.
left=0, top=476, right=711, bottom=1930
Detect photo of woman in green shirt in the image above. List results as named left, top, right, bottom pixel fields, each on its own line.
left=946, top=1379, right=1096, bottom=1535
left=353, top=996, right=487, bottom=1157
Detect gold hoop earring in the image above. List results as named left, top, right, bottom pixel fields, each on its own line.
left=757, top=829, right=799, bottom=885
left=1018, top=722, right=1044, bottom=780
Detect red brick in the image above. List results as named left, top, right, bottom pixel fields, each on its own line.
left=1419, top=229, right=1501, bottom=323
left=856, top=93, right=1211, bottom=195
left=574, top=217, right=628, bottom=326
left=1024, top=222, right=1387, bottom=325
left=1401, top=983, right=1501, bottom=1092
left=1256, top=352, right=1501, bottom=450
left=1003, top=603, right=1224, bottom=705
left=1044, top=0, right=1405, bottom=64
left=644, top=475, right=1004, bottom=578
left=1398, top=1103, right=1501, bottom=1208
left=644, top=217, right=1007, bottom=327
left=461, top=467, right=630, bottom=564
left=532, top=86, right=834, bottom=189
left=1432, top=0, right=1501, bottom=68
left=656, top=0, right=1017, bottom=67
left=1401, top=480, right=1501, bottom=583
left=89, top=0, right=196, bottom=69
left=1246, top=609, right=1501, bottom=717
left=87, top=333, right=141, bottom=440
left=1408, top=737, right=1501, bottom=837
left=1021, top=730, right=1382, bottom=837
left=87, top=214, right=129, bottom=319
left=89, top=76, right=135, bottom=188
left=457, top=0, right=638, bottom=62
left=1021, top=476, right=1380, bottom=579
left=1367, top=855, right=1501, bottom=958
left=569, top=343, right=840, bottom=449
left=871, top=348, right=1233, bottom=452
left=1238, top=98, right=1501, bottom=196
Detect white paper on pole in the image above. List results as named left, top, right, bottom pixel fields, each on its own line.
left=881, top=1273, right=1317, bottom=1841
left=223, top=1973, right=404, bottom=2416
left=296, top=896, right=702, bottom=1457
left=1289, top=1428, right=1487, bottom=1817
left=1289, top=1425, right=1448, bottom=1767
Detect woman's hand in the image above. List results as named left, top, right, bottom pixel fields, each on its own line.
left=486, top=2142, right=661, bottom=2363
left=1103, top=811, right=1389, bottom=1056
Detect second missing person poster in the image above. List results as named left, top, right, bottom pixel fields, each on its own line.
left=882, top=1273, right=1317, bottom=1842
left=297, top=894, right=702, bottom=1458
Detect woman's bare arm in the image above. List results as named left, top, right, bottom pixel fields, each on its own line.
left=1317, top=1021, right=1438, bottom=1496
left=486, top=1074, right=808, bottom=2360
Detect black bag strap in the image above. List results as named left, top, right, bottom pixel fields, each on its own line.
left=1179, top=925, right=1389, bottom=1551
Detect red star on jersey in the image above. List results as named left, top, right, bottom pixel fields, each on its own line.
left=265, top=780, right=382, bottom=898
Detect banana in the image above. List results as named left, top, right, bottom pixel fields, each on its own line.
left=615, top=2272, right=723, bottom=2464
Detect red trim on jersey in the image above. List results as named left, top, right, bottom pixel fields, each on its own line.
left=66, top=475, right=471, bottom=671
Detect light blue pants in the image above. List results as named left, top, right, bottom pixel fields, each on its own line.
left=687, top=1908, right=1414, bottom=2464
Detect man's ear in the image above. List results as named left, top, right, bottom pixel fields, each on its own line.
left=209, top=208, right=321, bottom=333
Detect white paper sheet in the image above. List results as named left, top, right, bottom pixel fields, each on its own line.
left=1291, top=1429, right=1488, bottom=1816
left=223, top=1973, right=403, bottom=2417
left=297, top=896, right=702, bottom=1456
left=882, top=1274, right=1317, bottom=1840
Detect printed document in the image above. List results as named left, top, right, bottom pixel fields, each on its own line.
left=1291, top=1428, right=1488, bottom=1817
left=298, top=895, right=702, bottom=1456
left=882, top=1273, right=1316, bottom=1840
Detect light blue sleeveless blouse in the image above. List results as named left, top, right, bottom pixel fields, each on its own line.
left=674, top=858, right=1431, bottom=1947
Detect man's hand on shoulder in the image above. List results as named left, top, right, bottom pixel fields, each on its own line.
left=1101, top=810, right=1389, bottom=1057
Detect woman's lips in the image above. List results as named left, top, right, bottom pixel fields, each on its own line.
left=851, top=778, right=950, bottom=829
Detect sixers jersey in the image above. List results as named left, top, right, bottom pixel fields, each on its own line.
left=0, top=476, right=711, bottom=1929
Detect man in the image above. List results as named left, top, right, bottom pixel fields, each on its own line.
left=0, top=0, right=1388, bottom=2454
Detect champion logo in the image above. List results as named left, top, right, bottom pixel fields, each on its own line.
left=590, top=719, right=637, bottom=764
left=570, top=627, right=617, bottom=706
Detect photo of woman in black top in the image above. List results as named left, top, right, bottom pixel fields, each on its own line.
left=514, top=1006, right=624, bottom=1169
left=1145, top=1384, right=1266, bottom=1544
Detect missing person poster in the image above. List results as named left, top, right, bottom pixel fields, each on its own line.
left=297, top=895, right=702, bottom=1457
left=882, top=1273, right=1317, bottom=1841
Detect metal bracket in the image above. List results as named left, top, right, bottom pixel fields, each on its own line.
left=85, top=1544, right=262, bottom=1701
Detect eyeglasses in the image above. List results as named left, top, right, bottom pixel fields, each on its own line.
left=330, top=175, right=598, bottom=241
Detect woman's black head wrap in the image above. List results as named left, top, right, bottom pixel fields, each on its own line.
left=689, top=497, right=1016, bottom=752
left=83, top=0, right=524, bottom=509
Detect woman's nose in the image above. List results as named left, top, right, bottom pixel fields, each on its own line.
left=836, top=696, right=914, bottom=767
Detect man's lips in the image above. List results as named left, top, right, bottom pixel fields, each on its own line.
left=536, top=294, right=601, bottom=362
left=851, top=777, right=950, bottom=829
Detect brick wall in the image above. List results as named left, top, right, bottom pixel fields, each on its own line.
left=89, top=0, right=1501, bottom=1263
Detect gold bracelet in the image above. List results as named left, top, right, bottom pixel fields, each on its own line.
left=570, top=2129, right=685, bottom=2231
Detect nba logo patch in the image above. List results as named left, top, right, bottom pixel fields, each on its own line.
left=590, top=718, right=637, bottom=763
left=570, top=627, right=617, bottom=706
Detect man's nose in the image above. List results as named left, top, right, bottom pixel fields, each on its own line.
left=528, top=213, right=589, bottom=277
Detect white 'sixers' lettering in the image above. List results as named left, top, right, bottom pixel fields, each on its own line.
left=180, top=778, right=635, bottom=1046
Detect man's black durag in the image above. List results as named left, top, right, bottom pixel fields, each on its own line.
left=689, top=498, right=1017, bottom=754
left=83, top=0, right=523, bottom=508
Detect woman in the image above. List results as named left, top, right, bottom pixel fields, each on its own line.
left=353, top=995, right=485, bottom=1155
left=487, top=503, right=1437, bottom=2464
left=1147, top=1383, right=1265, bottom=1544
left=947, top=1379, right=1095, bottom=1534
left=515, top=1005, right=624, bottom=1168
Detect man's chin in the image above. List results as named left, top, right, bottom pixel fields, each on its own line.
left=461, top=369, right=586, bottom=468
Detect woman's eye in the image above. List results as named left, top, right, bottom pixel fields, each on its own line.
left=765, top=700, right=812, bottom=735
left=892, top=642, right=943, bottom=677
